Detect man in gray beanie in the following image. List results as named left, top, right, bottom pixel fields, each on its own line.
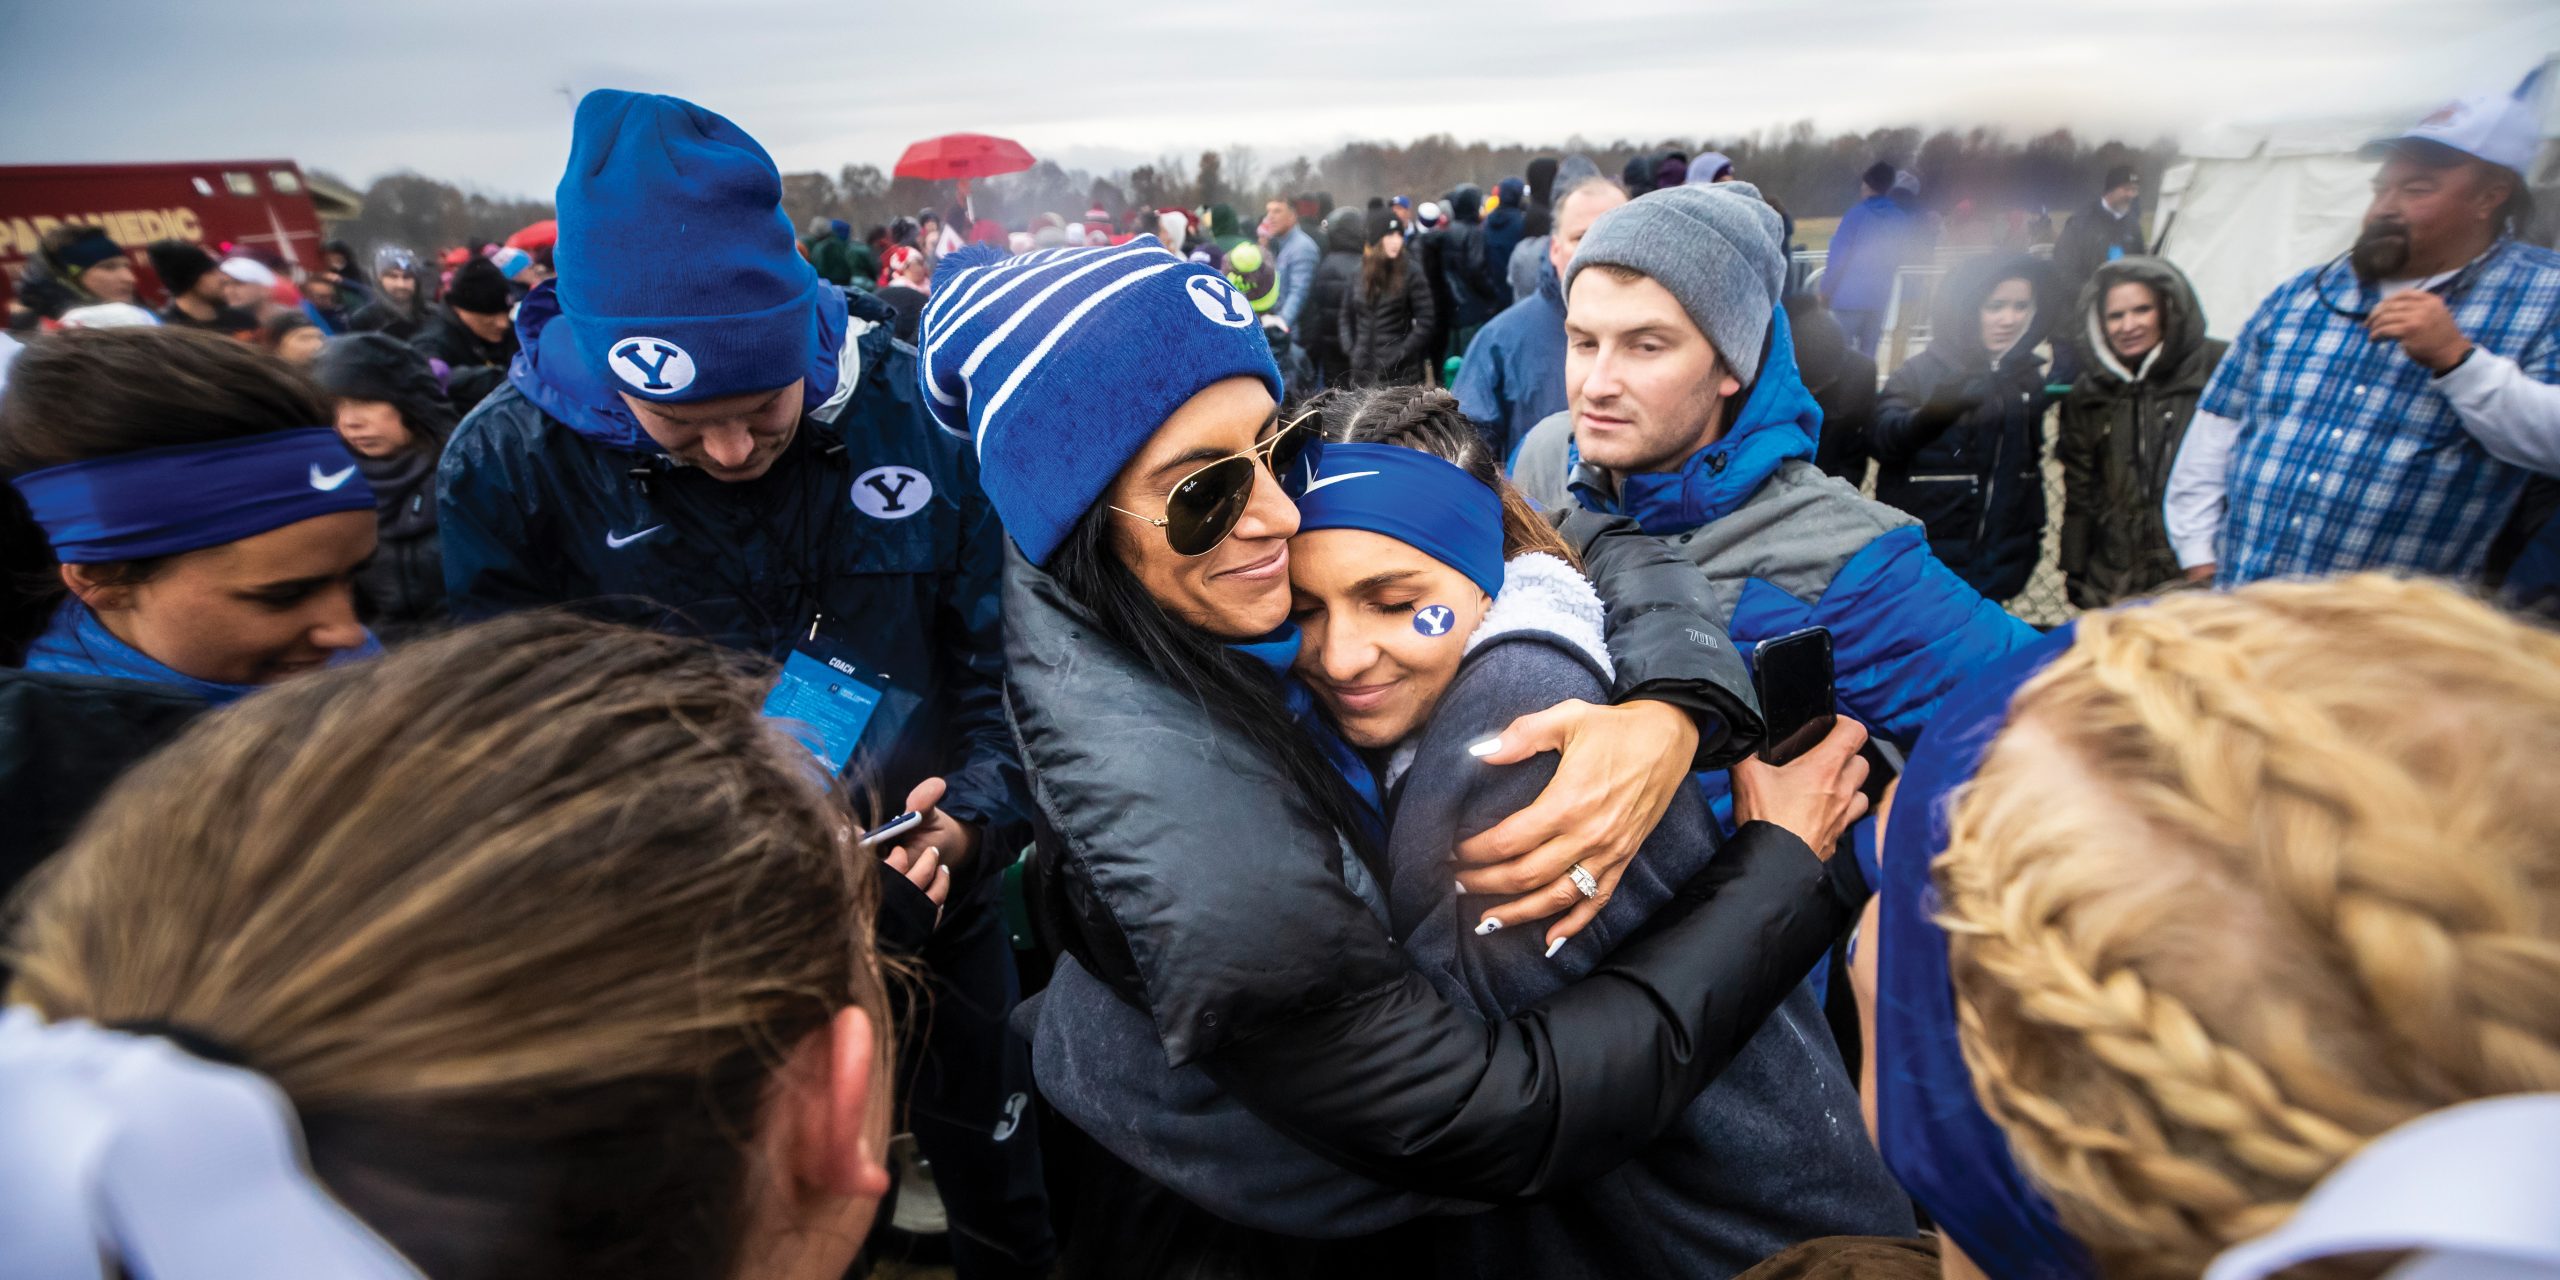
left=1510, top=182, right=2036, bottom=823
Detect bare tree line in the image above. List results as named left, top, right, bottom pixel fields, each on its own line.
left=319, top=120, right=2174, bottom=257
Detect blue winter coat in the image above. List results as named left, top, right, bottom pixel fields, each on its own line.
left=437, top=283, right=1029, bottom=853
left=1510, top=304, right=2040, bottom=821
left=1821, top=194, right=1915, bottom=314
left=1453, top=256, right=1567, bottom=464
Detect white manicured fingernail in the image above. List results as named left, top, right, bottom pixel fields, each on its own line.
left=1455, top=880, right=1470, bottom=896
left=1467, top=736, right=1502, bottom=758
left=1475, top=916, right=1503, bottom=936
left=1546, top=937, right=1568, bottom=959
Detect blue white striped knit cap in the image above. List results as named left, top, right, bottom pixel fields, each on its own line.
left=917, top=235, right=1282, bottom=565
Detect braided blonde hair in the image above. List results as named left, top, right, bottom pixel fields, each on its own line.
left=1933, top=575, right=2560, bottom=1278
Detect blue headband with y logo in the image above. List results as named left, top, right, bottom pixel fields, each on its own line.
left=9, top=428, right=376, bottom=564
left=1292, top=441, right=1506, bottom=598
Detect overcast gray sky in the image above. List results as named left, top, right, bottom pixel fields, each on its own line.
left=5, top=0, right=2556, bottom=197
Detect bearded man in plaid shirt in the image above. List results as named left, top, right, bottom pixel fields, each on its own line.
left=2166, top=75, right=2560, bottom=588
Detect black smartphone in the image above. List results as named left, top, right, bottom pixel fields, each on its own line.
left=1753, top=626, right=1838, bottom=766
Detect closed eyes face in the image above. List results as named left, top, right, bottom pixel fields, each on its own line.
left=1287, top=528, right=1491, bottom=749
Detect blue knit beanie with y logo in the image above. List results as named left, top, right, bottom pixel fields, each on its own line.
left=549, top=89, right=832, bottom=406
left=918, top=236, right=1281, bottom=565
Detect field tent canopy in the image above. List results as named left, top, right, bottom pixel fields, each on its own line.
left=2155, top=53, right=2560, bottom=341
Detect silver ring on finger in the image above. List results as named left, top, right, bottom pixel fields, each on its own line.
left=1567, top=862, right=1600, bottom=900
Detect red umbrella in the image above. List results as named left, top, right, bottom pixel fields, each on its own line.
left=894, top=133, right=1036, bottom=208
left=505, top=219, right=558, bottom=251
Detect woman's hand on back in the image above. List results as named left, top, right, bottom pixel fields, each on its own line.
left=1454, top=699, right=1698, bottom=953
left=1730, top=718, right=1873, bottom=857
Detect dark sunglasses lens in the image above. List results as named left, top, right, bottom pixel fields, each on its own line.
left=1269, top=421, right=1317, bottom=490
left=1165, top=455, right=1256, bottom=555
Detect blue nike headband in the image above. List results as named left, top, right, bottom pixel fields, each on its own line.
left=1874, top=624, right=2096, bottom=1280
left=9, top=428, right=376, bottom=564
left=1292, top=441, right=1506, bottom=598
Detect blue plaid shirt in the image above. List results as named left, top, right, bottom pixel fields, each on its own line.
left=2200, top=238, right=2560, bottom=585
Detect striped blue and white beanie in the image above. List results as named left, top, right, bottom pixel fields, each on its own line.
left=918, top=235, right=1282, bottom=565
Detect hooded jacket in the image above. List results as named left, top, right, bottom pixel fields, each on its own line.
left=316, top=334, right=459, bottom=639
left=1870, top=254, right=2057, bottom=603
left=2057, top=257, right=2226, bottom=607
left=1820, top=193, right=1917, bottom=315
left=437, top=282, right=1029, bottom=859
left=1512, top=304, right=2039, bottom=821
left=1304, top=207, right=1366, bottom=383
left=1025, top=553, right=1910, bottom=1275
left=1435, top=185, right=1502, bottom=332
left=1007, top=516, right=1854, bottom=1216
left=1481, top=178, right=1529, bottom=311
left=1453, top=255, right=1569, bottom=462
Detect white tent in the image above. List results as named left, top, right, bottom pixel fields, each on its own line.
left=2156, top=53, right=2560, bottom=341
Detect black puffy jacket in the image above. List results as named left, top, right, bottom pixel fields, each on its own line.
left=1304, top=209, right=1366, bottom=386
left=1340, top=256, right=1438, bottom=386
left=1009, top=515, right=1864, bottom=1206
left=0, top=669, right=206, bottom=918
left=1870, top=254, right=2056, bottom=603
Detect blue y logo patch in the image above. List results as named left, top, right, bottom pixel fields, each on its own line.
left=1414, top=605, right=1457, bottom=637
left=1186, top=274, right=1253, bottom=328
left=608, top=336, right=698, bottom=394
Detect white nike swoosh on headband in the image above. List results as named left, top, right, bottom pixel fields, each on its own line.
left=1298, top=470, right=1380, bottom=495
left=605, top=525, right=665, bottom=549
left=308, top=464, right=357, bottom=491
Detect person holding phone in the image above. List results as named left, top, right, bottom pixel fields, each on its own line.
left=434, top=91, right=1049, bottom=1280
left=925, top=238, right=1875, bottom=1277
left=1510, top=182, right=2039, bottom=831
left=1032, top=384, right=1914, bottom=1277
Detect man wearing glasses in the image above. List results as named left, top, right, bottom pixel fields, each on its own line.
left=2166, top=76, right=2560, bottom=588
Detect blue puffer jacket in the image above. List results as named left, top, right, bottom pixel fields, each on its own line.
left=1453, top=255, right=1567, bottom=464
left=437, top=282, right=1029, bottom=855
left=1510, top=305, right=2039, bottom=821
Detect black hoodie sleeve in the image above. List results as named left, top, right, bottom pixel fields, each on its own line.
left=1200, top=820, right=1857, bottom=1200
left=1553, top=508, right=1763, bottom=767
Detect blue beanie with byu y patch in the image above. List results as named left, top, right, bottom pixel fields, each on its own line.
left=919, top=237, right=1282, bottom=565
left=550, top=89, right=830, bottom=405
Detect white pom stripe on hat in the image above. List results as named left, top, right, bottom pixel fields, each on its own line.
left=952, top=245, right=1172, bottom=413
left=974, top=258, right=1186, bottom=459
left=923, top=243, right=1159, bottom=406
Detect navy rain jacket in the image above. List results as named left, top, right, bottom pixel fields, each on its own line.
left=438, top=283, right=1028, bottom=854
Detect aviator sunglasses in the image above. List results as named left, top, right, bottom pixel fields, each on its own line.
left=1111, top=411, right=1319, bottom=556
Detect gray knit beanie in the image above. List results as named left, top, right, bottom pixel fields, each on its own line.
left=1565, top=181, right=1787, bottom=384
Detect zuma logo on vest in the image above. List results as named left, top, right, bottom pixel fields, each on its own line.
left=606, top=336, right=698, bottom=395
left=851, top=465, right=934, bottom=519
left=1185, top=274, right=1255, bottom=328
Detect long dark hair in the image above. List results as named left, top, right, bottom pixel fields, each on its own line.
left=1047, top=502, right=1381, bottom=856
left=1359, top=233, right=1406, bottom=299
left=0, top=327, right=332, bottom=662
